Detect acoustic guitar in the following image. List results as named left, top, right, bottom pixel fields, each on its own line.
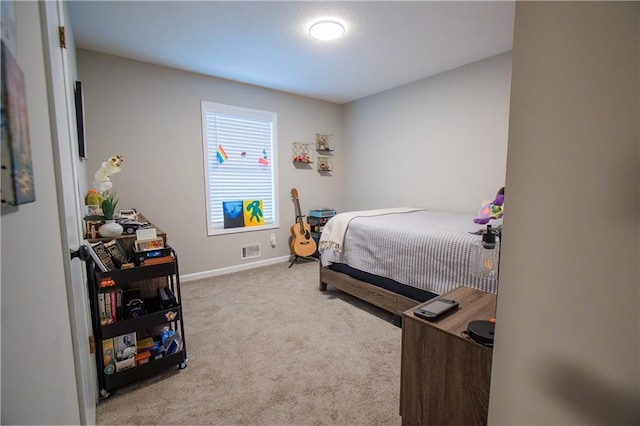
left=290, top=188, right=317, bottom=258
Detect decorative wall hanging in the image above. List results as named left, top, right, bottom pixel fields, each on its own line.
left=292, top=142, right=313, bottom=164
left=223, top=199, right=264, bottom=229
left=243, top=199, right=264, bottom=226
left=1, top=39, right=35, bottom=206
left=217, top=145, right=228, bottom=164
left=315, top=133, right=333, bottom=152
left=317, top=157, right=333, bottom=172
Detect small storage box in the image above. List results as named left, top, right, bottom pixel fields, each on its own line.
left=149, top=342, right=165, bottom=360
left=135, top=351, right=151, bottom=366
left=309, top=209, right=336, bottom=218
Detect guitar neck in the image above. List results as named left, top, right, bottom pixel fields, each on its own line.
left=295, top=201, right=304, bottom=232
left=291, top=188, right=305, bottom=233
left=294, top=201, right=302, bottom=221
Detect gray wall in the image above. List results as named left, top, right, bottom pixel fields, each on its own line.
left=342, top=52, right=512, bottom=213
left=0, top=2, right=81, bottom=423
left=3, top=2, right=637, bottom=424
left=489, top=2, right=639, bottom=424
left=77, top=50, right=344, bottom=277
left=77, top=50, right=513, bottom=277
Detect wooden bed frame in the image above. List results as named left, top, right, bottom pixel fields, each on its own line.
left=318, top=262, right=422, bottom=316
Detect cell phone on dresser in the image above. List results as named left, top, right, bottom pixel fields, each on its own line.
left=413, top=297, right=459, bottom=321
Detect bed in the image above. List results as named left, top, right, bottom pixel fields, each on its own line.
left=318, top=208, right=499, bottom=318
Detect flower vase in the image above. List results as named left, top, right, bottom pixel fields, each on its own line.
left=98, top=220, right=123, bottom=238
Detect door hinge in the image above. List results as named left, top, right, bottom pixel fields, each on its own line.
left=58, top=26, right=67, bottom=49
left=88, top=335, right=96, bottom=354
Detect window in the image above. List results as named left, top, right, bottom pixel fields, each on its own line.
left=201, top=101, right=278, bottom=235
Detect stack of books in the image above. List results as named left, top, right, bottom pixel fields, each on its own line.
left=98, top=288, right=123, bottom=325
left=86, top=239, right=131, bottom=272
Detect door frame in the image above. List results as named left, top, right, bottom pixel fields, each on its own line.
left=39, top=1, right=97, bottom=423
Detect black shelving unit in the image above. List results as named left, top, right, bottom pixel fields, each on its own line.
left=85, top=247, right=188, bottom=398
left=307, top=212, right=336, bottom=257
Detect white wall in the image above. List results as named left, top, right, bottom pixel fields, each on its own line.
left=76, top=50, right=343, bottom=276
left=342, top=52, right=512, bottom=213
left=489, top=2, right=639, bottom=424
left=0, top=2, right=81, bottom=424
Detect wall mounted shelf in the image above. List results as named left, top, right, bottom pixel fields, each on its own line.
left=317, top=156, right=333, bottom=172
left=292, top=142, right=313, bottom=164
left=315, top=134, right=333, bottom=151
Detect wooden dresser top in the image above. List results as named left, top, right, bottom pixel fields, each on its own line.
left=404, top=286, right=497, bottom=338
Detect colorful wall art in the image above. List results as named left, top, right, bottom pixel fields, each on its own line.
left=222, top=200, right=244, bottom=228
left=1, top=39, right=35, bottom=206
left=243, top=200, right=264, bottom=226
left=223, top=199, right=264, bottom=229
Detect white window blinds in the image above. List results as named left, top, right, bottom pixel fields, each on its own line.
left=201, top=101, right=278, bottom=235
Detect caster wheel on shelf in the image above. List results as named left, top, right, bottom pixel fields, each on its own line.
left=99, top=389, right=111, bottom=399
left=178, top=361, right=188, bottom=369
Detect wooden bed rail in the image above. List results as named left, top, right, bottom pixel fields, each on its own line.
left=319, top=262, right=421, bottom=316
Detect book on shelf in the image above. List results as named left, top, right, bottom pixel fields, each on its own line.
left=102, top=338, right=116, bottom=375
left=99, top=288, right=123, bottom=324
left=114, top=332, right=137, bottom=372
left=137, top=336, right=155, bottom=352
left=103, top=290, right=113, bottom=325
left=104, top=239, right=129, bottom=268
left=85, top=238, right=135, bottom=272
left=88, top=241, right=116, bottom=271
left=110, top=290, right=117, bottom=323
left=115, top=288, right=123, bottom=321
left=143, top=255, right=174, bottom=266
left=98, top=292, right=107, bottom=324
left=86, top=240, right=107, bottom=272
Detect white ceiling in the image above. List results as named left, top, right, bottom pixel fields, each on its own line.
left=67, top=1, right=515, bottom=104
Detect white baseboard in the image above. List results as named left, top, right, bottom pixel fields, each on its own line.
left=180, top=255, right=292, bottom=282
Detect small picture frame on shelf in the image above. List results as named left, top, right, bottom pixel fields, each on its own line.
left=87, top=204, right=103, bottom=216
left=86, top=220, right=103, bottom=239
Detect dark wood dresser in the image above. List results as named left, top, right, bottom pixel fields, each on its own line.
left=400, top=286, right=497, bottom=425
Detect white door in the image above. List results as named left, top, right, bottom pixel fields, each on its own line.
left=40, top=1, right=97, bottom=423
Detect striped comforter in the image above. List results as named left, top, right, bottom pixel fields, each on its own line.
left=319, top=210, right=499, bottom=295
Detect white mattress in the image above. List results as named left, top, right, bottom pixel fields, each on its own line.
left=320, top=210, right=499, bottom=295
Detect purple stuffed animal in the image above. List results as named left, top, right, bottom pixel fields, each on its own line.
left=473, top=187, right=505, bottom=224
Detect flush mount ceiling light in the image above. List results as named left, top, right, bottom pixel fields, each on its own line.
left=309, top=20, right=345, bottom=41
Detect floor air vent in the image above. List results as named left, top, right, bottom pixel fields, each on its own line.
left=241, top=244, right=261, bottom=260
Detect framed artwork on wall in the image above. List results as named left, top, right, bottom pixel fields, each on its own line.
left=74, top=81, right=87, bottom=160
left=1, top=39, right=35, bottom=206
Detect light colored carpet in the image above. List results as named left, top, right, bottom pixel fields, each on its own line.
left=96, top=260, right=403, bottom=425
